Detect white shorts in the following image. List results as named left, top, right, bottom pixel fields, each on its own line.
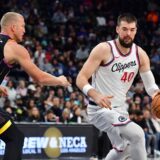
left=87, top=103, right=130, bottom=151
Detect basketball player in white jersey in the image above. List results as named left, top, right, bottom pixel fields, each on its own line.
left=76, top=13, right=160, bottom=160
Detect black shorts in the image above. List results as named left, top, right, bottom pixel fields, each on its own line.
left=0, top=108, right=12, bottom=128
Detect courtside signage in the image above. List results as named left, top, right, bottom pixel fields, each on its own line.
left=0, top=124, right=97, bottom=159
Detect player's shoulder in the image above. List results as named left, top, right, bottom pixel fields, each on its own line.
left=89, top=42, right=112, bottom=61
left=4, top=40, right=30, bottom=61
left=136, top=44, right=149, bottom=63
left=6, top=40, right=27, bottom=52
left=136, top=44, right=147, bottom=55
left=93, top=42, right=111, bottom=52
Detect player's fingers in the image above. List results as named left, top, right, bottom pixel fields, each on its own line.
left=106, top=95, right=114, bottom=99
left=104, top=96, right=112, bottom=105
left=63, top=78, right=71, bottom=86
left=64, top=81, right=71, bottom=87
left=103, top=96, right=113, bottom=109
left=101, top=100, right=112, bottom=110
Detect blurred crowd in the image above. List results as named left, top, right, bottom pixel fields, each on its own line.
left=0, top=0, right=160, bottom=156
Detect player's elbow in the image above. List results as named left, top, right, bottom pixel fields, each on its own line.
left=76, top=74, right=82, bottom=88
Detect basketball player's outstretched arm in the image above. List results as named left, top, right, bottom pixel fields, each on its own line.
left=4, top=40, right=70, bottom=87
left=76, top=42, right=113, bottom=109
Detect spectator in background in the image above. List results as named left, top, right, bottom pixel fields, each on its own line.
left=56, top=87, right=65, bottom=99
left=44, top=89, right=55, bottom=111
left=143, top=109, right=157, bottom=158
left=75, top=44, right=90, bottom=60
left=6, top=79, right=17, bottom=105
left=16, top=79, right=27, bottom=97
left=52, top=8, right=67, bottom=23
left=67, top=61, right=77, bottom=79
left=60, top=108, right=71, bottom=124
left=134, top=110, right=148, bottom=133
left=44, top=109, right=57, bottom=122
left=142, top=95, right=151, bottom=110
left=51, top=97, right=62, bottom=118
left=70, top=101, right=82, bottom=124
left=42, top=58, right=53, bottom=73
left=5, top=106, right=16, bottom=120
left=25, top=106, right=44, bottom=122
left=64, top=100, right=73, bottom=119
left=52, top=59, right=64, bottom=76
left=151, top=114, right=160, bottom=151
left=146, top=10, right=159, bottom=25
left=33, top=45, right=46, bottom=70
left=150, top=49, right=160, bottom=84
left=26, top=99, right=37, bottom=115
left=34, top=85, right=44, bottom=100
left=81, top=105, right=88, bottom=123
left=26, top=84, right=37, bottom=101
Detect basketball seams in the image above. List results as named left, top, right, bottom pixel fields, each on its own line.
left=152, top=94, right=160, bottom=107
left=151, top=94, right=160, bottom=118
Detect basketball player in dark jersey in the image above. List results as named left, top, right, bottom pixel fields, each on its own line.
left=0, top=12, right=70, bottom=160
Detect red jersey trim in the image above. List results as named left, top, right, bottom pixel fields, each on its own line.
left=135, top=45, right=140, bottom=68
left=112, top=120, right=131, bottom=126
left=100, top=42, right=114, bottom=67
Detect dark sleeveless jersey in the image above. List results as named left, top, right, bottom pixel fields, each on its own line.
left=0, top=34, right=14, bottom=84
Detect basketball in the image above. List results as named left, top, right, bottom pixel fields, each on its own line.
left=151, top=93, right=160, bottom=118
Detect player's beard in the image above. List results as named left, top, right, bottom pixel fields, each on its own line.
left=118, top=37, right=133, bottom=48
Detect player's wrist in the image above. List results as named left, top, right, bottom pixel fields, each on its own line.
left=82, top=84, right=94, bottom=96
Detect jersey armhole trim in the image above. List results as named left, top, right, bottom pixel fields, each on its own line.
left=100, top=42, right=114, bottom=67
left=3, top=58, right=13, bottom=68
left=135, top=45, right=140, bottom=68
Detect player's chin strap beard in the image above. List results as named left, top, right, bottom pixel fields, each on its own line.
left=118, top=38, right=133, bottom=48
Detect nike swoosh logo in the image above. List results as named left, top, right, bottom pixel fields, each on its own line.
left=114, top=56, right=120, bottom=59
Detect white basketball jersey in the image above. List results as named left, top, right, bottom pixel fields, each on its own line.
left=91, top=40, right=140, bottom=108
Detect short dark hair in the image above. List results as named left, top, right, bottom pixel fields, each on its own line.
left=117, top=13, right=137, bottom=26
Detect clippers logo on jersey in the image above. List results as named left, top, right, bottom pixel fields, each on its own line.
left=118, top=116, right=127, bottom=122
left=111, top=60, right=137, bottom=72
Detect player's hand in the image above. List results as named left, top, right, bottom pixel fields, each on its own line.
left=0, top=86, right=8, bottom=96
left=94, top=94, right=113, bottom=109
left=57, top=76, right=71, bottom=87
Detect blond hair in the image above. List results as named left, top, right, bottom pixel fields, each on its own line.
left=0, top=12, right=23, bottom=28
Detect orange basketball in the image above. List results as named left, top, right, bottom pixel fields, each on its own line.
left=151, top=93, right=160, bottom=118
